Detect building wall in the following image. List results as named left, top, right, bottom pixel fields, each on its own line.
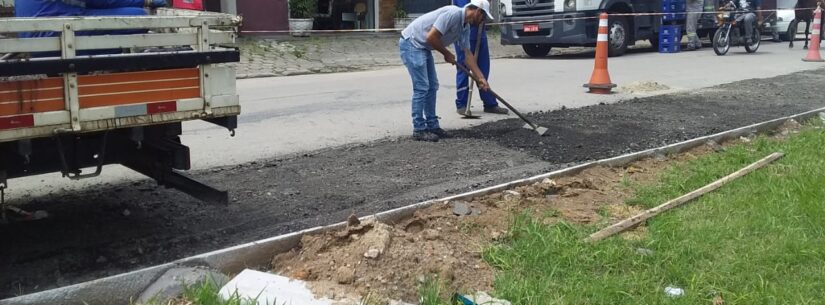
left=237, top=0, right=288, bottom=34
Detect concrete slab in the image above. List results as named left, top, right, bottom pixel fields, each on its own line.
left=218, top=269, right=333, bottom=305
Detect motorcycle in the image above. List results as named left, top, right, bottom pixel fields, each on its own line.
left=712, top=0, right=761, bottom=55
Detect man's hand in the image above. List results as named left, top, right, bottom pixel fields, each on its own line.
left=443, top=52, right=456, bottom=65
left=463, top=48, right=489, bottom=91
left=477, top=78, right=490, bottom=91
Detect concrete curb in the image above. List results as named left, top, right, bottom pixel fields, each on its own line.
left=3, top=107, right=824, bottom=305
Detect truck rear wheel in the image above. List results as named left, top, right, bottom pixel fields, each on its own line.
left=607, top=16, right=629, bottom=57
left=522, top=44, right=552, bottom=57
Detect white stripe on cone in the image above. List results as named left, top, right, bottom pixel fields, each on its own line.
left=598, top=34, right=608, bottom=41
left=599, top=19, right=608, bottom=27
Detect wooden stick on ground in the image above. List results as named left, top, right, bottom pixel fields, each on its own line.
left=585, top=152, right=785, bottom=243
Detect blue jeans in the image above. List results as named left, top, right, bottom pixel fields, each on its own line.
left=454, top=26, right=497, bottom=109
left=399, top=37, right=440, bottom=132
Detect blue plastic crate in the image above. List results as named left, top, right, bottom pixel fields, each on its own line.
left=662, top=0, right=686, bottom=21
left=662, top=1, right=686, bottom=11
left=663, top=13, right=686, bottom=21
left=659, top=34, right=681, bottom=45
left=659, top=25, right=682, bottom=38
left=658, top=25, right=682, bottom=53
left=661, top=0, right=685, bottom=6
left=658, top=42, right=681, bottom=53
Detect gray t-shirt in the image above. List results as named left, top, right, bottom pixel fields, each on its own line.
left=401, top=6, right=471, bottom=51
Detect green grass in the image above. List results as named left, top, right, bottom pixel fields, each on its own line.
left=419, top=277, right=452, bottom=305
left=484, top=124, right=825, bottom=304
left=138, top=278, right=252, bottom=305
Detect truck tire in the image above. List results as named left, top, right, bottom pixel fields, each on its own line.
left=522, top=44, right=552, bottom=57
left=607, top=16, right=629, bottom=57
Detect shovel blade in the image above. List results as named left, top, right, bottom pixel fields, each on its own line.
left=523, top=123, right=549, bottom=136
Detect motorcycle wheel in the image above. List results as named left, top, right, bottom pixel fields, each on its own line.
left=713, top=26, right=731, bottom=56
left=745, top=28, right=761, bottom=53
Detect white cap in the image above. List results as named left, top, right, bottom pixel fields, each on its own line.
left=466, top=0, right=495, bottom=20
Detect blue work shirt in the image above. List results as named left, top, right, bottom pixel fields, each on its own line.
left=401, top=5, right=471, bottom=51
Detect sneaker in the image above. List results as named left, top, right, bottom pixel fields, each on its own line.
left=746, top=38, right=753, bottom=45
left=412, top=131, right=439, bottom=142
left=427, top=128, right=450, bottom=138
left=456, top=107, right=467, bottom=115
left=484, top=106, right=510, bottom=115
left=685, top=44, right=698, bottom=51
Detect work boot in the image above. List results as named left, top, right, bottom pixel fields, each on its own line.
left=427, top=128, right=450, bottom=138
left=484, top=106, right=510, bottom=115
left=413, top=131, right=439, bottom=142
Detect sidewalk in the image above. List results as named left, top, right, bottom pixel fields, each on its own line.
left=233, top=32, right=526, bottom=78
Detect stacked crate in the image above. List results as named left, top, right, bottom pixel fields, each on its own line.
left=658, top=25, right=682, bottom=53
left=658, top=0, right=686, bottom=53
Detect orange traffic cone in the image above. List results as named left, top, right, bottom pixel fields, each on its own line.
left=583, top=13, right=617, bottom=94
left=802, top=6, right=824, bottom=62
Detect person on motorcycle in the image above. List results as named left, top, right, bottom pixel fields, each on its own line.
left=732, top=0, right=763, bottom=44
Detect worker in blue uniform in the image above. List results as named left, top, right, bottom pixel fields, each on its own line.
left=452, top=0, right=508, bottom=116
left=15, top=0, right=166, bottom=38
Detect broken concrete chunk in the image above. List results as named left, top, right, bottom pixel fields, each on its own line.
left=541, top=178, right=557, bottom=186
left=360, top=223, right=392, bottom=259
left=138, top=267, right=229, bottom=304
left=664, top=286, right=685, bottom=298
left=462, top=291, right=512, bottom=305
left=346, top=213, right=360, bottom=227
left=503, top=190, right=522, bottom=201
left=219, top=269, right=333, bottom=305
left=452, top=201, right=472, bottom=216
left=422, top=229, right=440, bottom=241
left=363, top=248, right=381, bottom=259
left=335, top=266, right=356, bottom=284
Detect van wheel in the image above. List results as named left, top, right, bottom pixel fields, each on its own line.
left=522, top=44, right=552, bottom=57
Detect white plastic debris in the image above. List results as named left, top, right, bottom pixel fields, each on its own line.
left=664, top=286, right=685, bottom=298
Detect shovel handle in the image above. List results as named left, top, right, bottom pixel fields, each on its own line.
left=466, top=22, right=485, bottom=104
left=456, top=63, right=539, bottom=130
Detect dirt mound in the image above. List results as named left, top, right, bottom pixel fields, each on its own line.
left=269, top=154, right=683, bottom=303
left=620, top=81, right=671, bottom=94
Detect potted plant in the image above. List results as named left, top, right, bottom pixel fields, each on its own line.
left=393, top=0, right=413, bottom=30
left=288, top=0, right=317, bottom=37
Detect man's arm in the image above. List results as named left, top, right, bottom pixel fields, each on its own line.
left=426, top=28, right=457, bottom=65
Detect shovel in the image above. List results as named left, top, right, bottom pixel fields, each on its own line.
left=455, top=63, right=549, bottom=136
